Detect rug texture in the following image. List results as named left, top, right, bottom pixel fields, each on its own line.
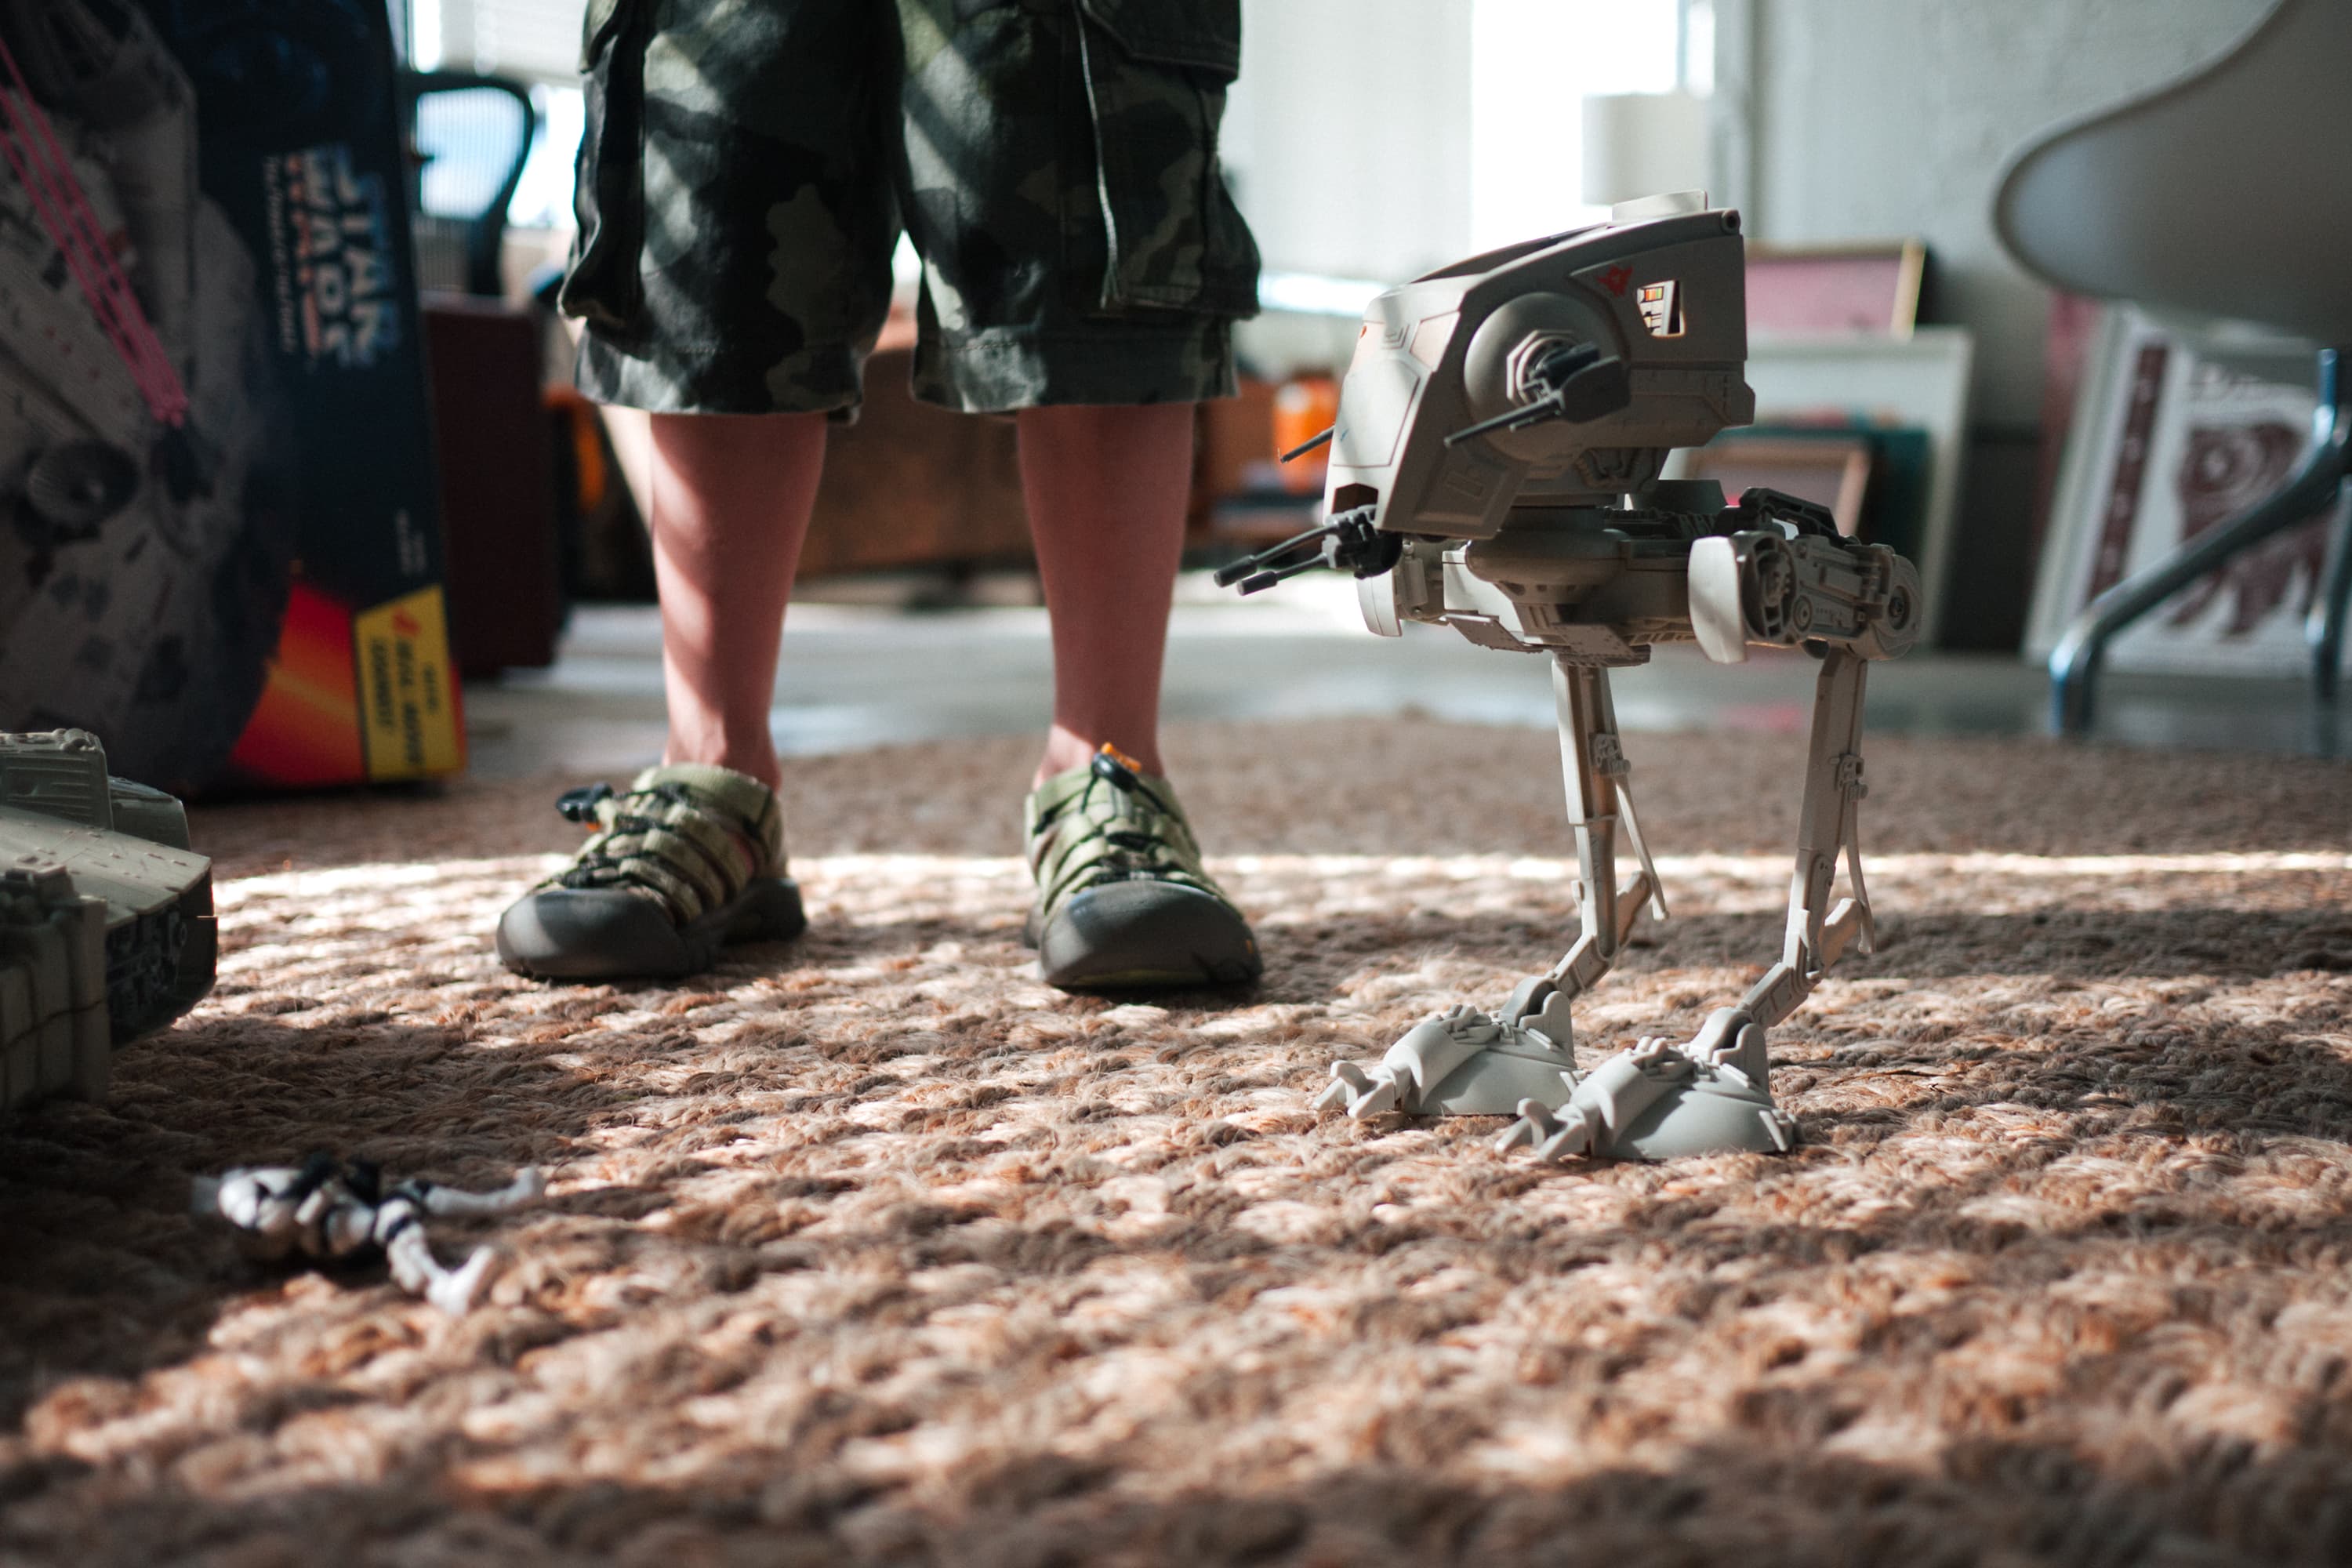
left=3, top=718, right=2350, bottom=1567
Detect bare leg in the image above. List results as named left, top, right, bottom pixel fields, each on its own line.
left=1015, top=401, right=1260, bottom=990
left=1017, top=402, right=1195, bottom=785
left=648, top=411, right=829, bottom=789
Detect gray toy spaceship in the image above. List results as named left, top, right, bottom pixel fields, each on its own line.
left=1, top=726, right=214, bottom=1109
left=1221, top=194, right=1918, bottom=1160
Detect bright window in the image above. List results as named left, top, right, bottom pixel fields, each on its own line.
left=405, top=1, right=581, bottom=227
left=1468, top=0, right=1690, bottom=252
left=411, top=0, right=584, bottom=82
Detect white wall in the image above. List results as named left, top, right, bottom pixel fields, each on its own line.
left=1223, top=0, right=1477, bottom=283
left=1743, top=0, right=2274, bottom=422
left=1223, top=0, right=1686, bottom=285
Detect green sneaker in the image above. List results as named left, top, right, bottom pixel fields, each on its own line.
left=495, top=762, right=805, bottom=980
left=1023, top=746, right=1260, bottom=991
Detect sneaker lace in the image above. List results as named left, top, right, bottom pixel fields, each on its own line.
left=547, top=781, right=756, bottom=901
left=1052, top=751, right=1192, bottom=884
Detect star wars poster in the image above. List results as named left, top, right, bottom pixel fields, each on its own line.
left=0, top=0, right=459, bottom=792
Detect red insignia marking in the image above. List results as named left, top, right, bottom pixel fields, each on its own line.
left=1601, top=265, right=1633, bottom=296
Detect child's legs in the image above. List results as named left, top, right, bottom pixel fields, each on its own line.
left=1017, top=403, right=1196, bottom=785
left=648, top=412, right=828, bottom=790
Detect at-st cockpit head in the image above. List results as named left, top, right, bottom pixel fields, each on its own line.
left=1323, top=198, right=1755, bottom=540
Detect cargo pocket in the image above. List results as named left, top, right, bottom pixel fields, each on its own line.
left=557, top=0, right=651, bottom=338
left=1072, top=0, right=1260, bottom=318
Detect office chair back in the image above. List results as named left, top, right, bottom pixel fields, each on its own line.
left=405, top=69, right=538, bottom=298
left=1993, top=0, right=2352, bottom=345
left=1992, top=0, right=2352, bottom=728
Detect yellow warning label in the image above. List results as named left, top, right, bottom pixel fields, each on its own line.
left=353, top=585, right=465, bottom=780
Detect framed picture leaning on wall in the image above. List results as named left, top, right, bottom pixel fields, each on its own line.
left=2026, top=305, right=2349, bottom=677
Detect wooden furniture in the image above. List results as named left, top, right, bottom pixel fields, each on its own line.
left=797, top=347, right=1034, bottom=579
left=425, top=296, right=561, bottom=676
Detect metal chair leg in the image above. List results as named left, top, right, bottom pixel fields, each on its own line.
left=2307, top=477, right=2352, bottom=703
left=2051, top=347, right=2350, bottom=735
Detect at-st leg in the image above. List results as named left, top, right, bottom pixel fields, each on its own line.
left=1738, top=644, right=1878, bottom=1030
left=1498, top=648, right=1877, bottom=1161
left=1499, top=657, right=1673, bottom=1044
left=1313, top=656, right=1664, bottom=1119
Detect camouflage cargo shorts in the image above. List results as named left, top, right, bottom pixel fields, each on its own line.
left=560, top=0, right=1261, bottom=416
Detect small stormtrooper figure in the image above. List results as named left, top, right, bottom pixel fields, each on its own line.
left=192, top=1152, right=544, bottom=1315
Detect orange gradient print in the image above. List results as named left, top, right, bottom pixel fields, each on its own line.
left=225, top=579, right=365, bottom=786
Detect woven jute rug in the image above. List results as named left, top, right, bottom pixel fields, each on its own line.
left=4, top=718, right=2350, bottom=1566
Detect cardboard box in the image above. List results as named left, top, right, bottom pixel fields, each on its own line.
left=0, top=1, right=460, bottom=793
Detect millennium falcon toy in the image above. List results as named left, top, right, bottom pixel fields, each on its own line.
left=1220, top=194, right=1920, bottom=1160
left=1, top=727, right=215, bottom=1109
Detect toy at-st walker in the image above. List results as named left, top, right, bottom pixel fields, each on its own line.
left=193, top=1153, right=547, bottom=1316
left=1, top=728, right=216, bottom=1109
left=1218, top=194, right=1920, bottom=1161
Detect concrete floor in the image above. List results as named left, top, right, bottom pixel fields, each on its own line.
left=463, top=571, right=2345, bottom=782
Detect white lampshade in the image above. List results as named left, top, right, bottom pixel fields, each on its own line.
left=1581, top=91, right=1710, bottom=207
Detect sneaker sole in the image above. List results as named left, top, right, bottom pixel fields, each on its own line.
left=1030, top=880, right=1261, bottom=992
left=496, top=876, right=805, bottom=981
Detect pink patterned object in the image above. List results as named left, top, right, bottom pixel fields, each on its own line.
left=0, top=31, right=187, bottom=426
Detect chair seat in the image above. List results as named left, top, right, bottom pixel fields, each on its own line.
left=1994, top=0, right=2352, bottom=347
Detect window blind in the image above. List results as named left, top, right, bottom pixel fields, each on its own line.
left=430, top=0, right=586, bottom=84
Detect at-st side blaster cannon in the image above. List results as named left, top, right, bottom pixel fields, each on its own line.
left=1219, top=196, right=1920, bottom=1160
